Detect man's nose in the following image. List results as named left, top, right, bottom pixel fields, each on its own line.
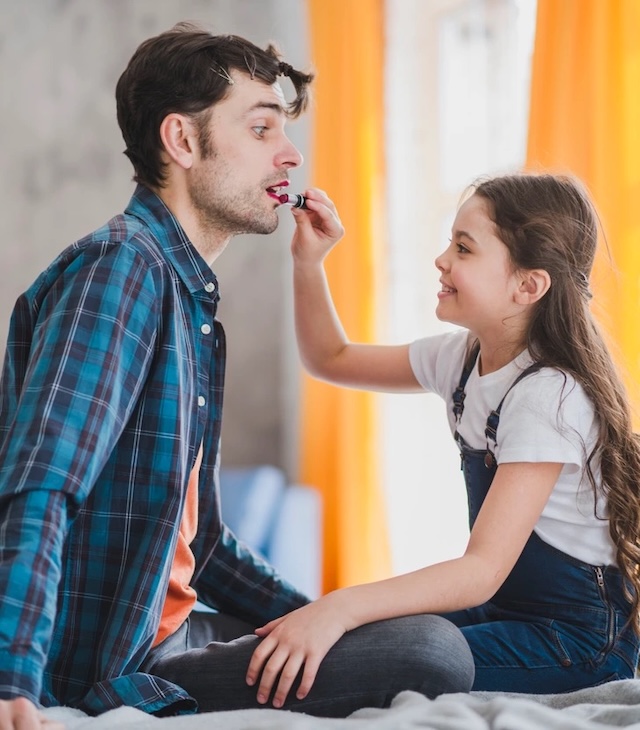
left=277, top=137, right=303, bottom=169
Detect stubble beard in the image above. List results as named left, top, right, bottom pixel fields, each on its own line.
left=188, top=151, right=279, bottom=238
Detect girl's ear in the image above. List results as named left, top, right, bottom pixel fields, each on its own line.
left=515, top=269, right=551, bottom=305
left=158, top=113, right=197, bottom=170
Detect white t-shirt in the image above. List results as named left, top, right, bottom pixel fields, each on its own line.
left=409, top=329, right=615, bottom=566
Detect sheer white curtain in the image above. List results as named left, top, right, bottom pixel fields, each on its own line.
left=381, top=0, right=537, bottom=574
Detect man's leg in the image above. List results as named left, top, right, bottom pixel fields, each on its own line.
left=143, top=612, right=474, bottom=717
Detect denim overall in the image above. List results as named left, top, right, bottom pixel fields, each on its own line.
left=440, top=346, right=639, bottom=692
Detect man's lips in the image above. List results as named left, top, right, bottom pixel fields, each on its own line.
left=266, top=180, right=290, bottom=201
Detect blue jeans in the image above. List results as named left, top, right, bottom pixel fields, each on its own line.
left=444, top=426, right=639, bottom=694
left=449, top=439, right=640, bottom=693
left=141, top=610, right=474, bottom=716
left=450, top=438, right=639, bottom=693
left=448, top=352, right=640, bottom=693
left=442, top=594, right=637, bottom=692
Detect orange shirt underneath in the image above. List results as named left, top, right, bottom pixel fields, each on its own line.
left=153, top=445, right=202, bottom=647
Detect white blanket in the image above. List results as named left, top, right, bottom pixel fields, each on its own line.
left=43, top=679, right=640, bottom=730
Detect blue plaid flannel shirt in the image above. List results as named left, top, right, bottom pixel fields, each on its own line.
left=0, top=185, right=308, bottom=715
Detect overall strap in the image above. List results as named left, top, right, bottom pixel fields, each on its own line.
left=483, top=362, right=542, bottom=467
left=452, top=342, right=480, bottom=424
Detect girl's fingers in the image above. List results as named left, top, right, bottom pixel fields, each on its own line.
left=246, top=636, right=276, bottom=686
left=270, top=650, right=323, bottom=706
left=303, top=188, right=335, bottom=210
left=256, top=648, right=290, bottom=704
left=254, top=615, right=285, bottom=637
left=271, top=653, right=305, bottom=708
left=296, top=655, right=322, bottom=700
left=293, top=197, right=344, bottom=240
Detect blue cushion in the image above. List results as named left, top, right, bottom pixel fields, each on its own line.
left=270, top=484, right=322, bottom=598
left=219, top=466, right=286, bottom=555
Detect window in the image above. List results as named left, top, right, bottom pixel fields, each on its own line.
left=382, top=0, right=537, bottom=573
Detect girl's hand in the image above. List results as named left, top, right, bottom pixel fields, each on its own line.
left=289, top=188, right=345, bottom=266
left=246, top=595, right=350, bottom=708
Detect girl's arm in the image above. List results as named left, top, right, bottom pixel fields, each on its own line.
left=246, top=460, right=563, bottom=707
left=292, top=189, right=421, bottom=393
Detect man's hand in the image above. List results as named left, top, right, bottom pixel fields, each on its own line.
left=0, top=698, right=64, bottom=730
left=245, top=593, right=351, bottom=709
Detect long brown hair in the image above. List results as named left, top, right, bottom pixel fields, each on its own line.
left=474, top=173, right=640, bottom=632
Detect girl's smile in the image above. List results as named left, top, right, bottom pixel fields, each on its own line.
left=437, top=281, right=457, bottom=298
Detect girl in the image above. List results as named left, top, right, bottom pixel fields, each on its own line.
left=246, top=174, right=640, bottom=706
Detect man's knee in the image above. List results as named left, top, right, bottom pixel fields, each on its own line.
left=349, top=614, right=475, bottom=696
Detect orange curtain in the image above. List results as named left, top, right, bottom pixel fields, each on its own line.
left=301, top=0, right=391, bottom=592
left=526, top=0, right=640, bottom=412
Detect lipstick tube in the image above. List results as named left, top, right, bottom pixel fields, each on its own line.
left=278, top=193, right=308, bottom=209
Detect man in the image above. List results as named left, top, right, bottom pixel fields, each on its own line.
left=0, top=23, right=474, bottom=727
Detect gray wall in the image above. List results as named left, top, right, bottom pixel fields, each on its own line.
left=0, top=0, right=312, bottom=476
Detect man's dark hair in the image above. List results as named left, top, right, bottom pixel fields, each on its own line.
left=115, top=22, right=314, bottom=188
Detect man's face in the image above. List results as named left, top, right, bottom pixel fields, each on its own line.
left=188, top=70, right=303, bottom=237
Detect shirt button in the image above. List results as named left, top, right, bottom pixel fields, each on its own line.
left=198, top=396, right=206, bottom=407
left=201, top=323, right=212, bottom=335
left=204, top=282, right=215, bottom=293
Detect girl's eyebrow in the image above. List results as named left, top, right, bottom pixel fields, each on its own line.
left=453, top=229, right=478, bottom=244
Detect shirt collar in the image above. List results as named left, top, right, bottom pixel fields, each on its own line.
left=125, top=184, right=219, bottom=299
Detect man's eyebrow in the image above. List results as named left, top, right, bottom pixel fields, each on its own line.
left=243, top=102, right=285, bottom=117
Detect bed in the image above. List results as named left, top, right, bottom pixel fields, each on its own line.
left=44, top=679, right=640, bottom=729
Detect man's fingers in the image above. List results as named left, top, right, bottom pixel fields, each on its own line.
left=0, top=698, right=61, bottom=730
left=39, top=715, right=64, bottom=730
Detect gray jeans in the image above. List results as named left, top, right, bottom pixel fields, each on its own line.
left=141, top=610, right=474, bottom=717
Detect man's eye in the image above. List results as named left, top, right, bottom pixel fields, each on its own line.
left=252, top=126, right=267, bottom=137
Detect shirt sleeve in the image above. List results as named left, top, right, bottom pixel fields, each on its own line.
left=0, top=243, right=160, bottom=701
left=0, top=490, right=67, bottom=703
left=194, top=524, right=310, bottom=625
left=408, top=329, right=470, bottom=398
left=496, top=369, right=596, bottom=471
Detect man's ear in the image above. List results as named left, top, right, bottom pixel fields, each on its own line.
left=514, top=269, right=551, bottom=305
left=158, top=113, right=196, bottom=170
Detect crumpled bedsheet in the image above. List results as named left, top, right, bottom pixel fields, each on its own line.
left=43, top=679, right=640, bottom=729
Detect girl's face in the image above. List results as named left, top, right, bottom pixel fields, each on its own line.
left=434, top=194, right=523, bottom=335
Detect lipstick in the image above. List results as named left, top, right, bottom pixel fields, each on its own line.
left=278, top=193, right=308, bottom=209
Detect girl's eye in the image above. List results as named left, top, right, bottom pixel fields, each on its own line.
left=252, top=126, right=267, bottom=138
left=456, top=243, right=470, bottom=254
